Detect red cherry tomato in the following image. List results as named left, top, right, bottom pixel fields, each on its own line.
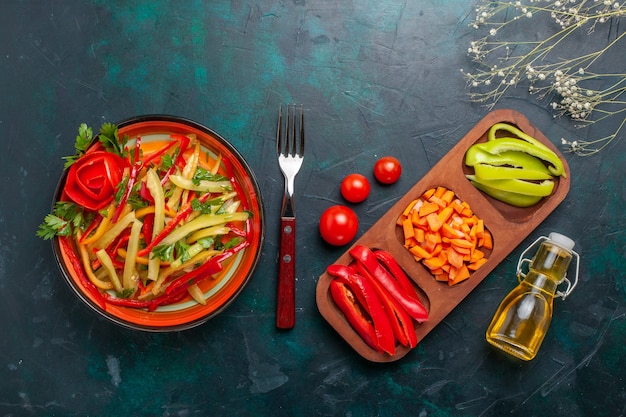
left=340, top=173, right=371, bottom=203
left=319, top=205, right=359, bottom=246
left=373, top=156, right=402, bottom=184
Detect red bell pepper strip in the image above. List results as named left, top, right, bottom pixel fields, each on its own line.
left=58, top=236, right=107, bottom=310
left=102, top=242, right=249, bottom=311
left=352, top=262, right=418, bottom=349
left=141, top=213, right=155, bottom=245
left=78, top=216, right=101, bottom=245
left=222, top=156, right=253, bottom=237
left=139, top=181, right=155, bottom=204
left=327, top=264, right=395, bottom=355
left=349, top=245, right=429, bottom=323
left=373, top=249, right=420, bottom=301
left=147, top=290, right=189, bottom=311
left=101, top=293, right=151, bottom=309
left=112, top=136, right=142, bottom=223
left=330, top=279, right=380, bottom=352
left=140, top=139, right=178, bottom=169
left=163, top=240, right=249, bottom=296
left=160, top=134, right=190, bottom=185
left=137, top=191, right=212, bottom=257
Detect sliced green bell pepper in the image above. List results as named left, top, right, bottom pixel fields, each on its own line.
left=473, top=163, right=553, bottom=180
left=467, top=178, right=544, bottom=207
left=465, top=147, right=552, bottom=172
left=472, top=138, right=566, bottom=177
left=488, top=123, right=553, bottom=153
left=466, top=174, right=555, bottom=197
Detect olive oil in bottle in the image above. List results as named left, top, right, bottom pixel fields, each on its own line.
left=486, top=232, right=580, bottom=361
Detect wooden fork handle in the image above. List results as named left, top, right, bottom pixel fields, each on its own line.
left=276, top=217, right=296, bottom=329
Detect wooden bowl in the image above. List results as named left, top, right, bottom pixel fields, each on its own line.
left=316, top=109, right=570, bottom=362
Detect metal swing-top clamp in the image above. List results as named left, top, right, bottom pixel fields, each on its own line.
left=516, top=232, right=581, bottom=300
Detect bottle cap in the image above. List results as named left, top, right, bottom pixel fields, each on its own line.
left=548, top=232, right=575, bottom=251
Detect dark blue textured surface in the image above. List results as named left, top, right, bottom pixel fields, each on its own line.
left=1, top=1, right=624, bottom=416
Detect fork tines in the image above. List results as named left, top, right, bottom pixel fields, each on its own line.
left=277, top=104, right=304, bottom=158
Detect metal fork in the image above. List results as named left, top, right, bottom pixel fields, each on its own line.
left=276, top=104, right=304, bottom=329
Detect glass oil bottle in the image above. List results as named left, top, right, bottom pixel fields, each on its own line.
left=486, top=232, right=580, bottom=361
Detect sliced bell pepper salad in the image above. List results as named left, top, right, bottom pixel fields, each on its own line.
left=38, top=123, right=253, bottom=311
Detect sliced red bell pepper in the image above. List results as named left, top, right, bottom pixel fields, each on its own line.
left=327, top=264, right=395, bottom=355
left=330, top=279, right=380, bottom=352
left=141, top=213, right=155, bottom=245
left=139, top=181, right=155, bottom=204
left=137, top=191, right=212, bottom=257
left=58, top=236, right=107, bottom=310
left=163, top=239, right=249, bottom=295
left=349, top=245, right=428, bottom=323
left=112, top=136, right=142, bottom=222
left=352, top=262, right=418, bottom=348
left=373, top=249, right=421, bottom=301
left=101, top=242, right=249, bottom=311
left=140, top=139, right=178, bottom=168
left=160, top=134, right=190, bottom=185
left=101, top=293, right=150, bottom=309
left=222, top=156, right=253, bottom=237
left=78, top=216, right=101, bottom=245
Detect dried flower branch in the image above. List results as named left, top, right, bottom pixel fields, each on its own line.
left=462, top=0, right=626, bottom=156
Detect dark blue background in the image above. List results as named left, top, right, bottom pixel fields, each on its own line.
left=1, top=1, right=624, bottom=416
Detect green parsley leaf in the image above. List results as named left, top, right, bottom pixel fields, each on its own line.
left=37, top=214, right=71, bottom=240
left=223, top=236, right=244, bottom=250
left=192, top=166, right=227, bottom=185
left=118, top=288, right=136, bottom=299
left=175, top=240, right=192, bottom=263
left=152, top=244, right=175, bottom=262
left=36, top=201, right=91, bottom=239
left=160, top=153, right=174, bottom=171
left=190, top=198, right=213, bottom=214
left=99, top=123, right=127, bottom=157
left=197, top=237, right=215, bottom=249
left=63, top=123, right=93, bottom=169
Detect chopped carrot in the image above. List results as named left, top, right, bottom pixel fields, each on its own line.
left=402, top=218, right=414, bottom=239
left=468, top=258, right=488, bottom=270
left=450, top=238, right=475, bottom=249
left=435, top=272, right=449, bottom=282
left=409, top=245, right=432, bottom=259
left=441, top=223, right=463, bottom=239
left=434, top=186, right=447, bottom=199
left=482, top=230, right=493, bottom=250
left=426, top=212, right=443, bottom=233
left=429, top=196, right=447, bottom=208
left=446, top=247, right=465, bottom=269
left=449, top=264, right=470, bottom=285
left=423, top=256, right=445, bottom=270
left=419, top=202, right=439, bottom=217
left=441, top=190, right=455, bottom=204
left=397, top=186, right=491, bottom=285
left=415, top=228, right=425, bottom=243
left=402, top=199, right=419, bottom=217
left=470, top=248, right=485, bottom=263
left=437, top=206, right=454, bottom=225
left=422, top=188, right=436, bottom=200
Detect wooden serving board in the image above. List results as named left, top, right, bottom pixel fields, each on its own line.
left=315, top=109, right=571, bottom=362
